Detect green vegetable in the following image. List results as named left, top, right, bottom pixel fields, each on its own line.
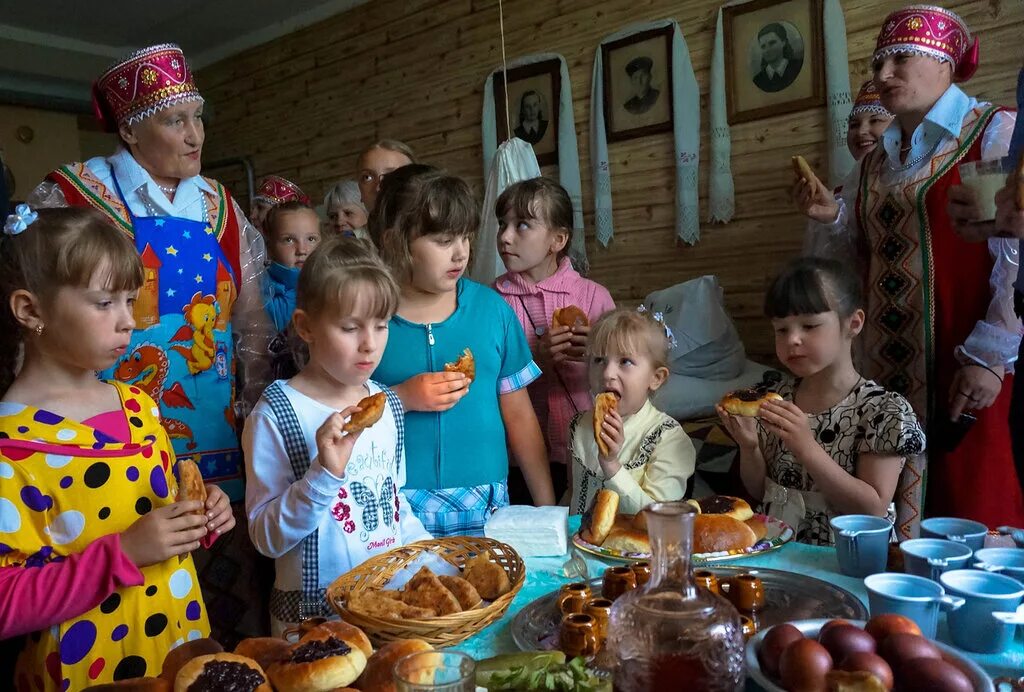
left=477, top=654, right=609, bottom=691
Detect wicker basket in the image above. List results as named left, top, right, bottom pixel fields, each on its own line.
left=326, top=536, right=525, bottom=647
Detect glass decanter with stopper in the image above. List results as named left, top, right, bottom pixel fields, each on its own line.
left=606, top=501, right=745, bottom=691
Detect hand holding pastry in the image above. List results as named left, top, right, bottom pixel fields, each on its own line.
left=120, top=500, right=208, bottom=568
left=757, top=399, right=817, bottom=458
left=315, top=407, right=363, bottom=478
left=201, top=483, right=234, bottom=547
left=597, top=407, right=624, bottom=474
left=394, top=371, right=468, bottom=412
left=791, top=156, right=839, bottom=224
left=716, top=404, right=760, bottom=450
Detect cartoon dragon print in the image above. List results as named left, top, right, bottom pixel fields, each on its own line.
left=170, top=291, right=218, bottom=375
left=113, top=343, right=197, bottom=449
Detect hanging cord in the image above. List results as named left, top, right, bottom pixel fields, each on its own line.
left=498, top=0, right=512, bottom=139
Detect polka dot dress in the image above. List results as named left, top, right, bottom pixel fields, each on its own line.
left=0, top=382, right=210, bottom=690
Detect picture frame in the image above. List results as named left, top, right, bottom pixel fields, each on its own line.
left=723, top=0, right=824, bottom=124
left=601, top=25, right=674, bottom=142
left=493, top=58, right=561, bottom=167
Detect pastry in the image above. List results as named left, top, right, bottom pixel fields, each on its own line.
left=160, top=637, right=223, bottom=681
left=342, top=392, right=386, bottom=434
left=746, top=516, right=768, bottom=541
left=438, top=575, right=483, bottom=610
left=580, top=488, right=619, bottom=545
left=86, top=679, right=171, bottom=691
left=601, top=526, right=651, bottom=554
left=593, top=392, right=619, bottom=455
left=401, top=566, right=462, bottom=616
left=791, top=155, right=818, bottom=184
left=693, top=514, right=758, bottom=554
left=551, top=305, right=589, bottom=329
left=301, top=620, right=373, bottom=660
left=355, top=638, right=436, bottom=692
left=444, top=348, right=475, bottom=381
left=233, top=637, right=292, bottom=671
left=173, top=653, right=271, bottom=692
left=693, top=495, right=754, bottom=522
left=267, top=627, right=369, bottom=692
left=719, top=389, right=783, bottom=417
left=463, top=551, right=512, bottom=600
left=347, top=590, right=434, bottom=619
left=176, top=458, right=206, bottom=514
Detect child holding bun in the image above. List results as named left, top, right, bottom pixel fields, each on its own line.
left=717, top=257, right=925, bottom=546
left=569, top=308, right=695, bottom=516
left=493, top=178, right=614, bottom=502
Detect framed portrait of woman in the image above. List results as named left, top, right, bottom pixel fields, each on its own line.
left=724, top=0, right=824, bottom=124
left=493, top=58, right=561, bottom=166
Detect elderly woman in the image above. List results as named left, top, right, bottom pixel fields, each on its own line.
left=28, top=43, right=274, bottom=637
left=323, top=179, right=369, bottom=239
left=250, top=174, right=310, bottom=234
left=797, top=6, right=1024, bottom=532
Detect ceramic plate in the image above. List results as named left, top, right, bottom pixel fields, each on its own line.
left=745, top=619, right=994, bottom=692
left=571, top=514, right=794, bottom=563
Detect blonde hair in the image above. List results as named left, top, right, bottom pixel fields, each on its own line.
left=295, top=235, right=398, bottom=321
left=587, top=308, right=670, bottom=370
left=357, top=139, right=416, bottom=167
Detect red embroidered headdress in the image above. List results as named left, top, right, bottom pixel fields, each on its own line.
left=874, top=5, right=978, bottom=82
left=850, top=80, right=893, bottom=119
left=253, top=175, right=310, bottom=206
left=92, top=43, right=203, bottom=132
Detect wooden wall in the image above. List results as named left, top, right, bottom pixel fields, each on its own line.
left=198, top=0, right=1023, bottom=362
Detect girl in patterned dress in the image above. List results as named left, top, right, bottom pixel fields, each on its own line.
left=718, top=257, right=925, bottom=546
left=0, top=206, right=234, bottom=689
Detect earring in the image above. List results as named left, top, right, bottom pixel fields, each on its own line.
left=34, top=324, right=43, bottom=337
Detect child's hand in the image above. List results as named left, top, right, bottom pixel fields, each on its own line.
left=598, top=408, right=624, bottom=474
left=120, top=501, right=208, bottom=568
left=394, top=372, right=469, bottom=412
left=316, top=408, right=363, bottom=478
left=563, top=324, right=589, bottom=363
left=201, top=483, right=235, bottom=548
left=716, top=405, right=760, bottom=450
left=792, top=175, right=840, bottom=224
left=540, top=326, right=576, bottom=366
left=758, top=399, right=817, bottom=458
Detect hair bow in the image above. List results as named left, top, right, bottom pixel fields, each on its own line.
left=637, top=304, right=678, bottom=350
left=4, top=204, right=38, bottom=236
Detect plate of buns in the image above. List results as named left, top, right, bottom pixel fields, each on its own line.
left=572, top=489, right=794, bottom=562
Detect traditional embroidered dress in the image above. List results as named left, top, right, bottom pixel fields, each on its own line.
left=0, top=382, right=208, bottom=690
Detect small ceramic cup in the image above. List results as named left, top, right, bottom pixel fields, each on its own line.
left=831, top=515, right=893, bottom=578
left=602, top=566, right=637, bottom=600
left=940, top=569, right=1024, bottom=654
left=556, top=582, right=592, bottom=616
left=740, top=615, right=757, bottom=640
left=920, top=517, right=988, bottom=552
left=899, top=538, right=974, bottom=582
left=584, top=597, right=613, bottom=643
left=864, top=572, right=964, bottom=638
left=693, top=569, right=720, bottom=595
left=630, top=561, right=652, bottom=587
left=973, top=548, right=1024, bottom=580
left=559, top=612, right=601, bottom=657
left=720, top=573, right=765, bottom=612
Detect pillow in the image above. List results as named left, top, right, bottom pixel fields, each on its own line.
left=653, top=359, right=773, bottom=420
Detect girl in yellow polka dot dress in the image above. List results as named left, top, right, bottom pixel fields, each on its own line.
left=0, top=206, right=235, bottom=690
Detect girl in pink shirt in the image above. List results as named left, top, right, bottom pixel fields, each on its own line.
left=494, top=178, right=615, bottom=502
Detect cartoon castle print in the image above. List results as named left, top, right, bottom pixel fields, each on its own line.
left=215, top=259, right=236, bottom=330
left=136, top=243, right=162, bottom=328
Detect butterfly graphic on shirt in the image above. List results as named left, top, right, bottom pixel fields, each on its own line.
left=349, top=477, right=398, bottom=531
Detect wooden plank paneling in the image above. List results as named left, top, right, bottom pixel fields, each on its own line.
left=198, top=0, right=1024, bottom=362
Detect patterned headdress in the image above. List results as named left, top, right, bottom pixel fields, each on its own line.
left=850, top=80, right=893, bottom=119
left=874, top=5, right=978, bottom=82
left=92, top=43, right=203, bottom=132
left=253, top=175, right=310, bottom=206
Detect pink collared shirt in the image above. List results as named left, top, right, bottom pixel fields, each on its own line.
left=494, top=258, right=615, bottom=464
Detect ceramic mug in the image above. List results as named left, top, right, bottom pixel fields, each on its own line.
left=630, top=561, right=652, bottom=587
left=556, top=582, right=592, bottom=616
left=602, top=566, right=637, bottom=600
left=940, top=569, right=1024, bottom=654
left=559, top=613, right=601, bottom=657
left=831, top=515, right=893, bottom=578
left=584, top=597, right=613, bottom=642
left=973, top=548, right=1024, bottom=580
left=864, top=573, right=964, bottom=638
left=740, top=615, right=757, bottom=640
left=693, top=569, right=720, bottom=595
left=899, top=538, right=973, bottom=582
left=719, top=573, right=765, bottom=612
left=920, top=517, right=988, bottom=552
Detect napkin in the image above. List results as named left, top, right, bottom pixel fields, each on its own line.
left=485, top=505, right=569, bottom=557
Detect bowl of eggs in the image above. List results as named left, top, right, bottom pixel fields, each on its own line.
left=745, top=615, right=993, bottom=692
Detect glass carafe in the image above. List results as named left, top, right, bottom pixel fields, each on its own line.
left=607, top=502, right=745, bottom=691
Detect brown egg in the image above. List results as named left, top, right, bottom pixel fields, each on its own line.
left=779, top=638, right=833, bottom=692
left=899, top=657, right=973, bottom=692
left=864, top=614, right=921, bottom=644
left=838, top=651, right=894, bottom=690
left=759, top=623, right=805, bottom=679
left=819, top=624, right=876, bottom=663
left=817, top=618, right=851, bottom=642
left=877, top=633, right=940, bottom=674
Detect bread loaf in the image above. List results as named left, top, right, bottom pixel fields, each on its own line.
left=580, top=489, right=619, bottom=545
left=693, top=514, right=757, bottom=554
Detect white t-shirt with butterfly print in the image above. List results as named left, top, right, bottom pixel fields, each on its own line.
left=243, top=379, right=431, bottom=602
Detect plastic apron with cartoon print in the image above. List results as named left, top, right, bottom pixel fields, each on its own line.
left=99, top=176, right=243, bottom=499
left=0, top=382, right=209, bottom=690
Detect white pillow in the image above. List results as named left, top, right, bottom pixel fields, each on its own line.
left=653, top=360, right=774, bottom=420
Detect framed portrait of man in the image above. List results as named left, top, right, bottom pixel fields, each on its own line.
left=601, top=26, right=674, bottom=142
left=494, top=58, right=561, bottom=166
left=724, top=0, right=824, bottom=124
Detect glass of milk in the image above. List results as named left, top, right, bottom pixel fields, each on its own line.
left=958, top=157, right=1013, bottom=221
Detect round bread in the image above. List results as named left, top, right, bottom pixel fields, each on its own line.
left=720, top=390, right=783, bottom=417
left=86, top=678, right=171, bottom=691
left=173, top=653, right=271, bottom=692
left=268, top=628, right=368, bottom=691
left=693, top=514, right=757, bottom=554
left=745, top=516, right=768, bottom=541
left=552, top=305, right=589, bottom=329
left=580, top=488, right=619, bottom=545
left=233, top=637, right=292, bottom=671
left=693, top=495, right=754, bottom=522
left=160, top=637, right=223, bottom=681
left=301, top=619, right=373, bottom=660
left=601, top=526, right=651, bottom=554
left=355, top=638, right=434, bottom=692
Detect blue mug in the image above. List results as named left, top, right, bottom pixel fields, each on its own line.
left=831, top=515, right=892, bottom=578
left=900, top=538, right=973, bottom=582
left=864, top=573, right=964, bottom=638
left=973, top=548, right=1024, bottom=581
left=920, top=517, right=988, bottom=552
left=940, top=569, right=1024, bottom=653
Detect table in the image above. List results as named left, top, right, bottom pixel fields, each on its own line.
left=458, top=517, right=1024, bottom=681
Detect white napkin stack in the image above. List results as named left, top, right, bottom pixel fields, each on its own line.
left=484, top=505, right=569, bottom=557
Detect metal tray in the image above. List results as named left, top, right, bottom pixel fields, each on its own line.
left=510, top=565, right=868, bottom=652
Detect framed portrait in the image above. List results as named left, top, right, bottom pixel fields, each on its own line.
left=494, top=58, right=561, bottom=166
left=724, top=0, right=824, bottom=124
left=601, top=26, right=674, bottom=142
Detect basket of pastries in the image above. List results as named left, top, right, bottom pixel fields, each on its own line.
left=326, top=536, right=525, bottom=647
